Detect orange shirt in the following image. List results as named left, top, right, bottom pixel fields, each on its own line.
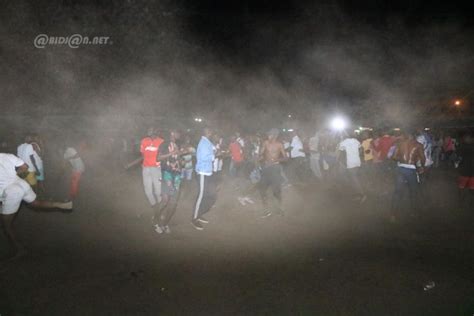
left=229, top=141, right=243, bottom=162
left=140, top=137, right=163, bottom=167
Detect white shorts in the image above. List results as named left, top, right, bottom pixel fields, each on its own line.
left=0, top=179, right=36, bottom=215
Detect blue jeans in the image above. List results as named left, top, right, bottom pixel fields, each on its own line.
left=391, top=167, right=419, bottom=216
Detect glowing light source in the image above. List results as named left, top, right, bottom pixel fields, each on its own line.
left=288, top=114, right=292, bottom=118
left=330, top=117, right=347, bottom=131
left=194, top=117, right=203, bottom=122
left=455, top=100, right=461, bottom=106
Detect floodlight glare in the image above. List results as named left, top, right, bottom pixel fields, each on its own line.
left=330, top=117, right=347, bottom=131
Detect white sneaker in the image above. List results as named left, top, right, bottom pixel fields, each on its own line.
left=244, top=197, right=254, bottom=204
left=57, top=201, right=73, bottom=210
left=237, top=197, right=247, bottom=206
left=154, top=224, right=164, bottom=234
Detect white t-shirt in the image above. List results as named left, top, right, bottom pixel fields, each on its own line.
left=64, top=147, right=85, bottom=173
left=236, top=137, right=245, bottom=148
left=309, top=133, right=320, bottom=157
left=338, top=138, right=361, bottom=169
left=0, top=154, right=27, bottom=194
left=290, top=136, right=306, bottom=158
left=17, top=143, right=35, bottom=172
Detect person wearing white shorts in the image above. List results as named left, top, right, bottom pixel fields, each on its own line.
left=0, top=153, right=73, bottom=260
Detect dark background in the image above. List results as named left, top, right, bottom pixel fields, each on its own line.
left=2, top=0, right=474, bottom=129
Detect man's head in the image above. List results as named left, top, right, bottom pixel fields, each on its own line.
left=147, top=127, right=158, bottom=138
left=267, top=128, right=280, bottom=141
left=15, top=163, right=29, bottom=179
left=404, top=129, right=416, bottom=140
left=170, top=129, right=180, bottom=141
left=348, top=131, right=358, bottom=139
left=203, top=127, right=213, bottom=138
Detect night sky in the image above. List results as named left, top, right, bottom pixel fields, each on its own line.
left=2, top=0, right=474, bottom=127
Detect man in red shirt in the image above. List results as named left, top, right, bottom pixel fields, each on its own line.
left=140, top=128, right=164, bottom=217
left=229, top=135, right=243, bottom=177
left=374, top=130, right=395, bottom=161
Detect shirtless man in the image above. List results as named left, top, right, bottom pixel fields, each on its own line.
left=390, top=131, right=426, bottom=222
left=259, top=128, right=288, bottom=218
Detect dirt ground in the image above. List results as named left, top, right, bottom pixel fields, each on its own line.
left=1, top=166, right=474, bottom=315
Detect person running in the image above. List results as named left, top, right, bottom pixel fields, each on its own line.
left=338, top=132, right=367, bottom=203
left=140, top=128, right=164, bottom=217
left=63, top=143, right=85, bottom=201
left=154, top=130, right=186, bottom=234
left=260, top=128, right=288, bottom=218
left=17, top=135, right=41, bottom=191
left=192, top=127, right=216, bottom=230
left=390, top=131, right=426, bottom=222
left=0, top=153, right=72, bottom=260
left=457, top=132, right=474, bottom=209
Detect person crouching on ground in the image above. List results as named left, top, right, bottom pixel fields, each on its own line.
left=1, top=153, right=73, bottom=260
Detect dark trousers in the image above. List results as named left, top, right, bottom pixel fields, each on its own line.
left=391, top=167, right=419, bottom=216
left=193, top=173, right=217, bottom=220
left=259, top=164, right=283, bottom=206
left=289, top=157, right=307, bottom=183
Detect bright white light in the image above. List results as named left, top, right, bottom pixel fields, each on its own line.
left=330, top=117, right=347, bottom=131
left=194, top=117, right=203, bottom=122
left=287, top=128, right=294, bottom=132
left=288, top=114, right=292, bottom=118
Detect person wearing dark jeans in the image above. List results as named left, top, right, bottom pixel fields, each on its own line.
left=391, top=167, right=420, bottom=219
left=390, top=131, right=426, bottom=222
left=259, top=164, right=284, bottom=216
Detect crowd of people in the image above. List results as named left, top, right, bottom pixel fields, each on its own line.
left=130, top=125, right=473, bottom=233
left=1, top=124, right=473, bottom=260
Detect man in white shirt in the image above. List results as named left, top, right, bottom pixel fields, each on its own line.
left=0, top=153, right=72, bottom=259
left=17, top=135, right=41, bottom=189
left=309, top=130, right=322, bottom=180
left=289, top=130, right=307, bottom=183
left=338, top=133, right=367, bottom=202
